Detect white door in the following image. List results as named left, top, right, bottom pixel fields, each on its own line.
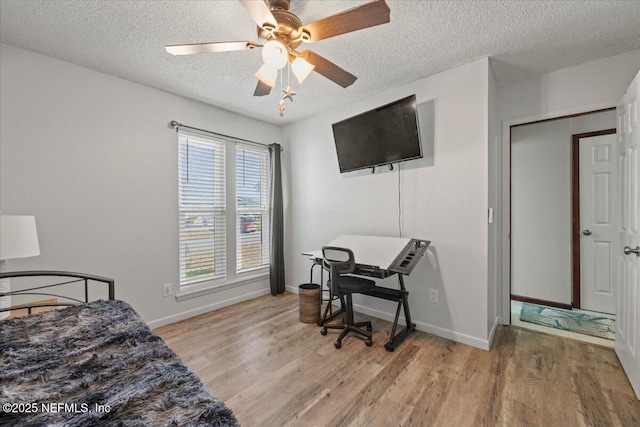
left=616, top=70, right=640, bottom=399
left=580, top=132, right=618, bottom=314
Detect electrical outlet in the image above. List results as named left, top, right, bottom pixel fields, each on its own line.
left=163, top=283, right=172, bottom=297
left=428, top=289, right=438, bottom=303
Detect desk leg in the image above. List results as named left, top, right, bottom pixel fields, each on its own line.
left=322, top=267, right=337, bottom=316
left=384, top=274, right=417, bottom=352
left=317, top=265, right=349, bottom=326
left=388, top=298, right=402, bottom=340
left=311, top=262, right=325, bottom=301
left=309, top=261, right=332, bottom=326
left=313, top=262, right=330, bottom=305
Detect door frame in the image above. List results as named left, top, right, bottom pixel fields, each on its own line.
left=570, top=128, right=617, bottom=309
left=501, top=104, right=616, bottom=325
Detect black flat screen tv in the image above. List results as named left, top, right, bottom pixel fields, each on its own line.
left=331, top=94, right=422, bottom=173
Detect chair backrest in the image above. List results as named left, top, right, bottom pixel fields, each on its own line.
left=322, top=246, right=356, bottom=294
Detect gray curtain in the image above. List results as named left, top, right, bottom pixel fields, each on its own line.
left=269, top=143, right=285, bottom=295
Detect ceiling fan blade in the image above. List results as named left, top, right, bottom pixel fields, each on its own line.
left=302, top=0, right=390, bottom=43
left=238, top=0, right=278, bottom=30
left=301, top=50, right=357, bottom=88
left=165, top=41, right=258, bottom=55
left=254, top=80, right=272, bottom=96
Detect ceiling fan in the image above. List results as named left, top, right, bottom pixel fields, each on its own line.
left=165, top=0, right=391, bottom=97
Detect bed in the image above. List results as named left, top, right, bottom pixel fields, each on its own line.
left=0, top=271, right=239, bottom=426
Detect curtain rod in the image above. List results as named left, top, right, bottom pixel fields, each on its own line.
left=167, top=121, right=282, bottom=151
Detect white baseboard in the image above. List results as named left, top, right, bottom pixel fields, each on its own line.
left=285, top=284, right=300, bottom=294
left=352, top=302, right=493, bottom=351
left=147, top=288, right=271, bottom=329
left=487, top=316, right=500, bottom=350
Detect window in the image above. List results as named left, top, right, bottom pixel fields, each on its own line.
left=236, top=145, right=270, bottom=273
left=178, top=133, right=226, bottom=286
left=178, top=132, right=271, bottom=289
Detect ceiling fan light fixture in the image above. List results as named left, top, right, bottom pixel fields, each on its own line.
left=291, top=57, right=315, bottom=84
left=262, top=39, right=288, bottom=70
left=255, top=63, right=278, bottom=87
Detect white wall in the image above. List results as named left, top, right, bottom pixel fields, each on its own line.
left=283, top=58, right=493, bottom=349
left=498, top=48, right=640, bottom=320
left=511, top=111, right=616, bottom=304
left=497, top=49, right=640, bottom=124
left=0, top=43, right=282, bottom=327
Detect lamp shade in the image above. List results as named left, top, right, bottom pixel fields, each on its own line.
left=0, top=215, right=40, bottom=260
left=291, top=57, right=315, bottom=84
left=255, top=63, right=278, bottom=87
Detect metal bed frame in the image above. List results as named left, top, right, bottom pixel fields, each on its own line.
left=0, top=271, right=115, bottom=316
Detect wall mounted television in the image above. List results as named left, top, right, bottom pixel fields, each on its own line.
left=331, top=94, right=422, bottom=173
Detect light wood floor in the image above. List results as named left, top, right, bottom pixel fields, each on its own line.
left=155, top=292, right=640, bottom=426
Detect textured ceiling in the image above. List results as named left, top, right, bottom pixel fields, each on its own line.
left=1, top=0, right=640, bottom=124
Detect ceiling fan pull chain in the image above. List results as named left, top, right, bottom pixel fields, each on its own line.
left=278, top=68, right=285, bottom=116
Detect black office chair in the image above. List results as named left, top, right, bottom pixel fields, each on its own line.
left=320, top=246, right=375, bottom=348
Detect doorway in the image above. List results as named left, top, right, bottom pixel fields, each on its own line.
left=508, top=108, right=618, bottom=345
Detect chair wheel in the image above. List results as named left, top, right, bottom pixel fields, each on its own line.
left=320, top=327, right=327, bottom=336
left=365, top=338, right=373, bottom=347
left=334, top=339, right=342, bottom=349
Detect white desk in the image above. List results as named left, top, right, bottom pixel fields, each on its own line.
left=303, top=235, right=413, bottom=270
left=303, top=234, right=430, bottom=351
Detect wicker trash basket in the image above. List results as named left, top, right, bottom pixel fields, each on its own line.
left=298, top=283, right=321, bottom=324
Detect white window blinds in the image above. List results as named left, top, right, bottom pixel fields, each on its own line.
left=236, top=144, right=270, bottom=273
left=178, top=132, right=226, bottom=286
